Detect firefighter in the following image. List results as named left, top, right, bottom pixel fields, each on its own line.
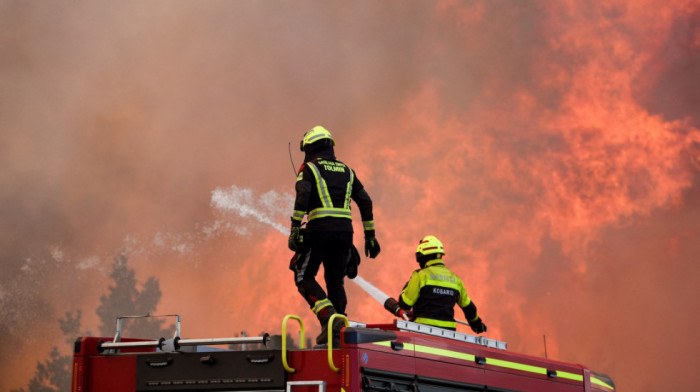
left=384, top=235, right=487, bottom=334
left=288, top=125, right=381, bottom=345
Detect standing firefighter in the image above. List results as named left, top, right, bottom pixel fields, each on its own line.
left=384, top=235, right=487, bottom=333
left=288, top=125, right=381, bottom=344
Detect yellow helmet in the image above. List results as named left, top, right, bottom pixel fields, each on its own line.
left=416, top=235, right=445, bottom=256
left=416, top=235, right=444, bottom=267
left=300, top=125, right=335, bottom=151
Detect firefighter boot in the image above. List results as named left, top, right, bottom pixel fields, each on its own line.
left=316, top=318, right=345, bottom=347
left=331, top=317, right=345, bottom=346
left=315, top=308, right=345, bottom=346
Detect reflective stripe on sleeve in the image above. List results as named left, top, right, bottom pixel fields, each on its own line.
left=292, top=210, right=305, bottom=222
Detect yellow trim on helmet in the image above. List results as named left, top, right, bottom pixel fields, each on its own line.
left=302, top=126, right=335, bottom=149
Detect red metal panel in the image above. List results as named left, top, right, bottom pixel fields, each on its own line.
left=408, top=334, right=586, bottom=391
left=288, top=350, right=345, bottom=392
left=71, top=357, right=87, bottom=392
left=409, top=336, right=485, bottom=385
left=414, top=356, right=486, bottom=386
left=86, top=356, right=136, bottom=392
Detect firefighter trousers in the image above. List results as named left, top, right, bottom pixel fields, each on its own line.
left=292, top=231, right=353, bottom=317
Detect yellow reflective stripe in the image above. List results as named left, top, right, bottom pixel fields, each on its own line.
left=306, top=161, right=354, bottom=221
left=370, top=341, right=588, bottom=386
left=412, top=343, right=475, bottom=362
left=344, top=169, right=354, bottom=209
left=312, top=298, right=333, bottom=314
left=558, top=371, right=584, bottom=382
left=424, top=279, right=461, bottom=291
left=363, top=220, right=375, bottom=230
left=308, top=208, right=352, bottom=220
left=488, top=358, right=547, bottom=375
left=414, top=317, right=457, bottom=329
left=307, top=162, right=332, bottom=208
left=292, top=210, right=305, bottom=221
left=591, top=376, right=615, bottom=390
left=306, top=133, right=327, bottom=144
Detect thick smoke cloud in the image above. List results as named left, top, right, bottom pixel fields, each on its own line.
left=1, top=1, right=698, bottom=391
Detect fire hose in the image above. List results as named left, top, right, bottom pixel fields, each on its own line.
left=350, top=275, right=471, bottom=327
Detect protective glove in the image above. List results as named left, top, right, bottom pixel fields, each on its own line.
left=365, top=236, right=381, bottom=258
left=345, top=245, right=361, bottom=279
left=288, top=226, right=300, bottom=252
left=468, top=317, right=487, bottom=334
left=383, top=298, right=408, bottom=320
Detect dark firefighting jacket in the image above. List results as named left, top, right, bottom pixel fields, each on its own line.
left=292, top=154, right=374, bottom=234
left=398, top=259, right=479, bottom=329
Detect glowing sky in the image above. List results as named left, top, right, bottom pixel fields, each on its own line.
left=1, top=1, right=699, bottom=391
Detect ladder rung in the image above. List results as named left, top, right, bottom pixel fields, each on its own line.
left=100, top=339, right=162, bottom=352
left=176, top=335, right=269, bottom=348
left=99, top=334, right=269, bottom=353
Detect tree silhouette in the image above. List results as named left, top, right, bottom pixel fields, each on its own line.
left=10, top=311, right=83, bottom=392
left=97, top=254, right=173, bottom=339
left=13, top=254, right=170, bottom=392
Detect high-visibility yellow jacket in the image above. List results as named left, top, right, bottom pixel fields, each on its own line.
left=398, top=259, right=479, bottom=329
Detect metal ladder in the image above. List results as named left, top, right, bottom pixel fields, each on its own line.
left=394, top=319, right=508, bottom=350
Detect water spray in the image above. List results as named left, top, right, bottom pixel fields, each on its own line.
left=210, top=185, right=293, bottom=235
left=209, top=185, right=473, bottom=326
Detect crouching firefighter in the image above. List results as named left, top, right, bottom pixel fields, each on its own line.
left=288, top=125, right=381, bottom=345
left=384, top=235, right=487, bottom=334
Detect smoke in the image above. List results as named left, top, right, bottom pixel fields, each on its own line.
left=1, top=1, right=699, bottom=391
left=210, top=185, right=293, bottom=236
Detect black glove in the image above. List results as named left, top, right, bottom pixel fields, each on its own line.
left=345, top=245, right=361, bottom=279
left=384, top=297, right=400, bottom=315
left=365, top=236, right=381, bottom=258
left=384, top=298, right=409, bottom=320
left=468, top=317, right=487, bottom=334
left=288, top=226, right=300, bottom=252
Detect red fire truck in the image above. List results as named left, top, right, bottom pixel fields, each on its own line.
left=71, top=314, right=615, bottom=392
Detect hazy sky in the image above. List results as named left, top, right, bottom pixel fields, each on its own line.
left=1, top=1, right=699, bottom=391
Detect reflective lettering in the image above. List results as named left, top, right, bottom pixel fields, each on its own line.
left=432, top=287, right=455, bottom=296
left=430, top=273, right=456, bottom=283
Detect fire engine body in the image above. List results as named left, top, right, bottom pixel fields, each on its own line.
left=71, top=315, right=615, bottom=392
